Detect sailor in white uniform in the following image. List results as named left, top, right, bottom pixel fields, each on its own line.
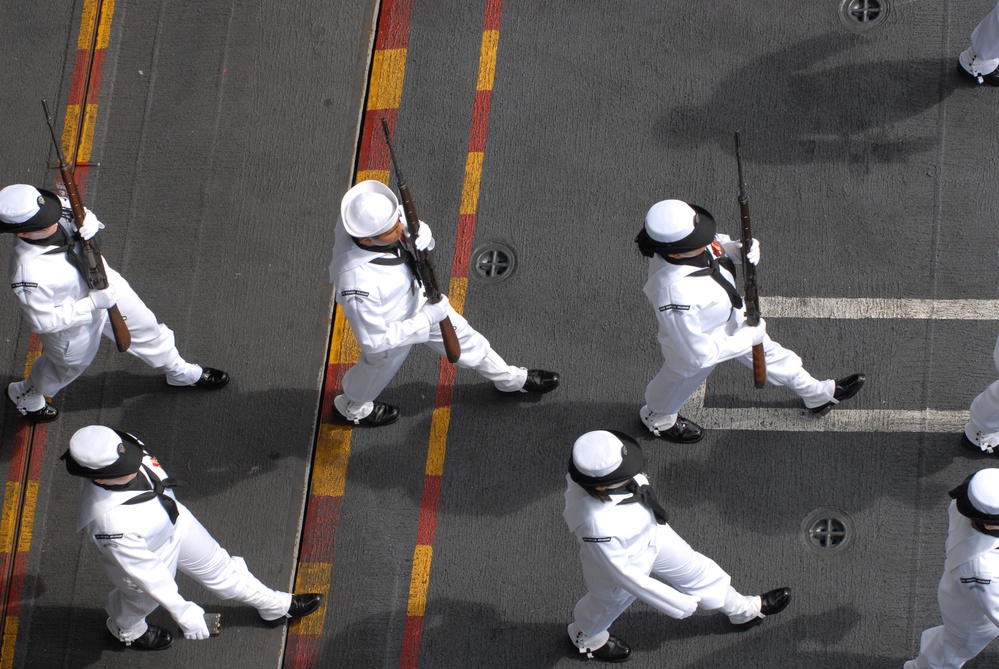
left=0, top=184, right=228, bottom=423
left=906, top=469, right=999, bottom=668
left=63, top=425, right=322, bottom=650
left=327, top=180, right=558, bottom=426
left=962, top=334, right=999, bottom=455
left=634, top=199, right=864, bottom=442
left=563, top=429, right=791, bottom=662
left=959, top=1, right=999, bottom=85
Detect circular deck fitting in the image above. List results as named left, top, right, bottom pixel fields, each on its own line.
left=839, top=0, right=889, bottom=31
left=801, top=507, right=854, bottom=556
left=470, top=241, right=517, bottom=283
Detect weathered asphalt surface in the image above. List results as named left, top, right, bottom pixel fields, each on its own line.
left=2, top=0, right=999, bottom=667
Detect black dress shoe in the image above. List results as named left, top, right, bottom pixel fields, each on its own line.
left=128, top=625, right=174, bottom=650
left=193, top=367, right=230, bottom=390
left=265, top=593, right=324, bottom=626
left=961, top=433, right=998, bottom=455
left=589, top=634, right=631, bottom=662
left=350, top=402, right=399, bottom=427
left=521, top=369, right=559, bottom=394
left=289, top=593, right=323, bottom=618
left=809, top=373, right=865, bottom=415
left=733, top=587, right=791, bottom=628
left=656, top=415, right=704, bottom=444
left=10, top=401, right=59, bottom=423
left=759, top=587, right=791, bottom=615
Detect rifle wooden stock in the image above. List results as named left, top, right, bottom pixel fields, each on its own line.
left=42, top=100, right=130, bottom=352
left=381, top=119, right=460, bottom=363
left=735, top=130, right=765, bottom=389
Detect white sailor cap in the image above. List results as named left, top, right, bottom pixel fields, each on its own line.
left=340, top=180, right=401, bottom=238
left=0, top=184, right=63, bottom=234
left=968, top=469, right=999, bottom=516
left=569, top=430, right=644, bottom=487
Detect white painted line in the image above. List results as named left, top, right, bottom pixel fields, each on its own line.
left=694, top=407, right=968, bottom=433
left=761, top=297, right=999, bottom=320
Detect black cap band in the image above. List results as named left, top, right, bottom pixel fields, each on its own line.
left=61, top=431, right=146, bottom=479
left=950, top=474, right=999, bottom=524
left=0, top=189, right=63, bottom=234
left=635, top=204, right=717, bottom=257
left=568, top=430, right=644, bottom=488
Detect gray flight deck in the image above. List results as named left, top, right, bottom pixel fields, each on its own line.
left=2, top=0, right=999, bottom=667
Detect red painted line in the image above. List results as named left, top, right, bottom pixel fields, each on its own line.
left=357, top=108, right=398, bottom=174
left=284, top=634, right=322, bottom=669
left=468, top=90, right=492, bottom=153
left=400, top=616, right=424, bottom=669
left=67, top=51, right=90, bottom=105
left=87, top=49, right=106, bottom=104
left=414, top=476, right=441, bottom=545
left=375, top=0, right=413, bottom=50
left=483, top=0, right=503, bottom=30
left=298, top=495, right=343, bottom=564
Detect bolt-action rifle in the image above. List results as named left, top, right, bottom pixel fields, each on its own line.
left=735, top=130, right=765, bottom=388
left=42, top=99, right=130, bottom=352
left=380, top=119, right=460, bottom=363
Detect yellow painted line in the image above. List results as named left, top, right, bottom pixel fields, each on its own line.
left=289, top=561, right=332, bottom=635
left=356, top=169, right=390, bottom=186
left=14, top=483, right=37, bottom=554
left=406, top=545, right=433, bottom=617
left=328, top=312, right=361, bottom=366
left=313, top=425, right=352, bottom=497
left=23, top=351, right=40, bottom=379
left=0, top=483, right=20, bottom=556
left=459, top=152, right=484, bottom=216
left=426, top=408, right=450, bottom=477
left=77, top=0, right=98, bottom=50
left=1, top=616, right=17, bottom=669
left=61, top=105, right=82, bottom=164
left=448, top=276, right=467, bottom=315
left=368, top=48, right=407, bottom=110
left=76, top=104, right=99, bottom=163
left=96, top=0, right=115, bottom=49
left=476, top=30, right=499, bottom=91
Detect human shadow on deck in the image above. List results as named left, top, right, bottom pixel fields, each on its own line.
left=658, top=32, right=963, bottom=166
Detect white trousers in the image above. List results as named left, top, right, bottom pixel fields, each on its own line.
left=965, top=334, right=999, bottom=450
left=569, top=523, right=761, bottom=651
left=9, top=275, right=201, bottom=412
left=104, top=507, right=291, bottom=642
left=971, top=0, right=999, bottom=60
left=643, top=332, right=834, bottom=429
left=336, top=309, right=527, bottom=420
left=906, top=574, right=999, bottom=669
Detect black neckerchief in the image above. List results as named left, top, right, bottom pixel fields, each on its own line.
left=119, top=465, right=180, bottom=524
left=617, top=479, right=669, bottom=525
left=669, top=250, right=742, bottom=310
left=351, top=238, right=422, bottom=293
left=22, top=225, right=71, bottom=249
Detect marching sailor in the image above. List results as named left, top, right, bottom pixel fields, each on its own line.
left=563, top=429, right=791, bottom=662
left=906, top=469, right=999, bottom=668
left=63, top=425, right=322, bottom=650
left=635, top=199, right=864, bottom=442
left=0, top=184, right=228, bottom=423
left=328, top=180, right=558, bottom=426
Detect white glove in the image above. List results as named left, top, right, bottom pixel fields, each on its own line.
left=747, top=318, right=767, bottom=346
left=88, top=285, right=118, bottom=310
left=720, top=238, right=760, bottom=265
left=420, top=295, right=450, bottom=325
left=177, top=603, right=210, bottom=640
left=408, top=220, right=435, bottom=251
left=77, top=209, right=104, bottom=241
